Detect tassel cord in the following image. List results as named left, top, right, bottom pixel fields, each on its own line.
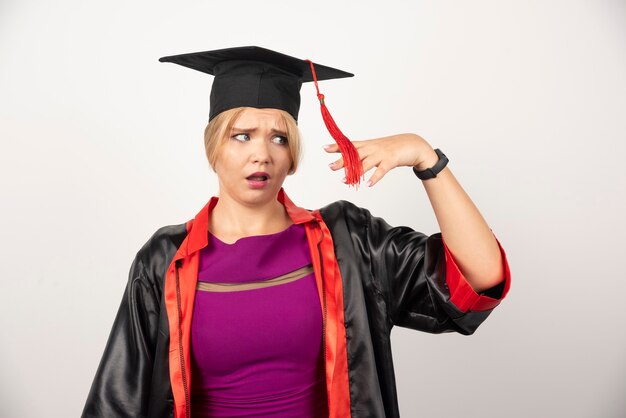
left=305, top=59, right=364, bottom=187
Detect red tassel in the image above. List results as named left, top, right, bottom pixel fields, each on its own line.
left=306, top=59, right=364, bottom=188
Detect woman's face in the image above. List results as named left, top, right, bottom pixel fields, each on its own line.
left=214, top=107, right=293, bottom=207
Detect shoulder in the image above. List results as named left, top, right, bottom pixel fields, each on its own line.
left=318, top=199, right=365, bottom=219
left=138, top=223, right=188, bottom=255
left=134, top=222, right=188, bottom=279
left=318, top=199, right=387, bottom=226
left=316, top=199, right=403, bottom=245
left=316, top=199, right=374, bottom=235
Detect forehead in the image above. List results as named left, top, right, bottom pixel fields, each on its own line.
left=233, top=107, right=287, bottom=130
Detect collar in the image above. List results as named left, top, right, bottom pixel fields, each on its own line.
left=181, top=187, right=316, bottom=258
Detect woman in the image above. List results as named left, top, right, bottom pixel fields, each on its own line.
left=82, top=46, right=511, bottom=418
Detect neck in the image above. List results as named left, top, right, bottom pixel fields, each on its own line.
left=209, top=191, right=293, bottom=240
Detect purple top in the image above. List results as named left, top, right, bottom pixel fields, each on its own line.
left=190, top=223, right=328, bottom=417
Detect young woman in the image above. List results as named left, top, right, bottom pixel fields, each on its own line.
left=82, top=46, right=511, bottom=418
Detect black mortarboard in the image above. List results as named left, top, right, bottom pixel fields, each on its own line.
left=158, top=45, right=353, bottom=122
left=159, top=45, right=364, bottom=187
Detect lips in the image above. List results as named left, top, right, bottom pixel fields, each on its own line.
left=245, top=171, right=271, bottom=189
left=246, top=172, right=270, bottom=181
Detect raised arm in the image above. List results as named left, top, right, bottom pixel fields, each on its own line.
left=325, top=133, right=509, bottom=294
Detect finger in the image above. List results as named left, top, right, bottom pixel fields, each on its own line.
left=324, top=140, right=367, bottom=153
left=361, top=156, right=380, bottom=175
left=367, top=163, right=391, bottom=187
left=329, top=144, right=369, bottom=170
left=323, top=143, right=339, bottom=153
left=328, top=157, right=344, bottom=171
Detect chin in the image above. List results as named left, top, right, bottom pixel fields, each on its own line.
left=240, top=186, right=281, bottom=202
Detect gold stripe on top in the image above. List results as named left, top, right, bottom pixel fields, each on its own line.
left=196, top=264, right=314, bottom=292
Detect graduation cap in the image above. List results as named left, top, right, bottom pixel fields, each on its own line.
left=158, top=45, right=364, bottom=187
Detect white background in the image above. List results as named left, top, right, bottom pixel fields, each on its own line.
left=1, top=1, right=625, bottom=417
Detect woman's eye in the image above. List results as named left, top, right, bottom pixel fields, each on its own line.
left=272, top=135, right=288, bottom=145
left=232, top=133, right=250, bottom=142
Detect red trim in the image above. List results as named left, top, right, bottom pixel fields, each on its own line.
left=309, top=211, right=352, bottom=417
left=277, top=188, right=317, bottom=224
left=443, top=233, right=511, bottom=313
left=165, top=251, right=199, bottom=418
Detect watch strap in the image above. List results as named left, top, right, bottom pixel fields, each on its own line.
left=412, top=148, right=448, bottom=180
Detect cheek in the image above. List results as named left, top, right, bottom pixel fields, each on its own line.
left=215, top=148, right=241, bottom=174
left=279, top=148, right=293, bottom=170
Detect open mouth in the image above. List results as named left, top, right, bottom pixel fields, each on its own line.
left=246, top=174, right=270, bottom=188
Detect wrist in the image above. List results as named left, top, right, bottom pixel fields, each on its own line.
left=412, top=148, right=449, bottom=180
left=413, top=147, right=439, bottom=171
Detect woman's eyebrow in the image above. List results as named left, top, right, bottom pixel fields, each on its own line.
left=232, top=126, right=287, bottom=136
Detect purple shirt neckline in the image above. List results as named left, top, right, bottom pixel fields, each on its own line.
left=207, top=223, right=298, bottom=246
left=199, top=223, right=310, bottom=284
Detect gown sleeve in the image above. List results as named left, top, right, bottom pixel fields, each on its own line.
left=81, top=251, right=160, bottom=418
left=362, top=206, right=511, bottom=335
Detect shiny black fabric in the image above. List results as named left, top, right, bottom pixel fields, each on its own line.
left=82, top=200, right=502, bottom=418
left=82, top=224, right=185, bottom=418
left=321, top=201, right=500, bottom=418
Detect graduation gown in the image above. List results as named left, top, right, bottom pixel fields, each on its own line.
left=82, top=188, right=511, bottom=418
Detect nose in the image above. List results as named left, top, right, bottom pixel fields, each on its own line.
left=249, top=137, right=271, bottom=165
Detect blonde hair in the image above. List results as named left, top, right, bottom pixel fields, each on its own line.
left=204, top=107, right=302, bottom=175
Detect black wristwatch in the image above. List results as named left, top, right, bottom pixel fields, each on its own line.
left=412, top=148, right=448, bottom=180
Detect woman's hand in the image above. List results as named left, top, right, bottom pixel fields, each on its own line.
left=324, top=133, right=439, bottom=187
